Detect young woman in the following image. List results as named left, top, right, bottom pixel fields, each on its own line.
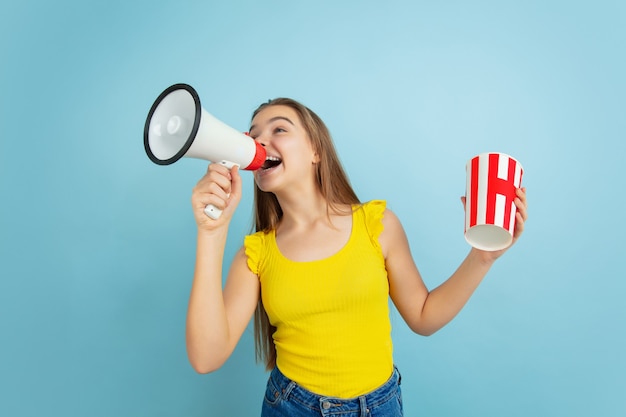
left=186, top=98, right=528, bottom=417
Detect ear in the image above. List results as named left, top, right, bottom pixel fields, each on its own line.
left=312, top=151, right=320, bottom=164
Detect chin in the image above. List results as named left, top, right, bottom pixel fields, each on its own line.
left=253, top=175, right=275, bottom=193
left=254, top=166, right=282, bottom=191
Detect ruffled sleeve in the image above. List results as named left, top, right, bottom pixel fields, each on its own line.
left=244, top=232, right=265, bottom=276
left=362, top=200, right=386, bottom=251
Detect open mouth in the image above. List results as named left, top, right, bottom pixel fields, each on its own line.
left=261, top=156, right=282, bottom=171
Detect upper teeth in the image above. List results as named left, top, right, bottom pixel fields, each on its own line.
left=266, top=156, right=280, bottom=161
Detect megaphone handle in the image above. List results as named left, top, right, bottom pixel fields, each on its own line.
left=203, top=161, right=239, bottom=220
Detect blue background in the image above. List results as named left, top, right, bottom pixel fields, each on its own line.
left=1, top=1, right=625, bottom=416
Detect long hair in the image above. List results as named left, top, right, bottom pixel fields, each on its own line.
left=251, top=98, right=361, bottom=370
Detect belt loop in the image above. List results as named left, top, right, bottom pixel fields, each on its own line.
left=282, top=380, right=296, bottom=400
left=359, top=396, right=369, bottom=417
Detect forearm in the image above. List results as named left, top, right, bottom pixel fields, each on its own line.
left=185, top=229, right=231, bottom=373
left=418, top=249, right=495, bottom=335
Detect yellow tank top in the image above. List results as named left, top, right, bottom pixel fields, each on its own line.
left=244, top=200, right=393, bottom=398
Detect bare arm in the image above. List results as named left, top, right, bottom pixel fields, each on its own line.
left=383, top=188, right=527, bottom=336
left=185, top=164, right=260, bottom=373
left=186, top=241, right=259, bottom=373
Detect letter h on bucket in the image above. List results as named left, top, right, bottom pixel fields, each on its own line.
left=465, top=153, right=524, bottom=251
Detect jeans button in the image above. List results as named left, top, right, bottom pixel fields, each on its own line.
left=322, top=400, right=331, bottom=409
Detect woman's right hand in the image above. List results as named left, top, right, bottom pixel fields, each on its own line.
left=191, top=163, right=242, bottom=231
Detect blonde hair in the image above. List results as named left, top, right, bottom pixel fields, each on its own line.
left=250, top=98, right=360, bottom=369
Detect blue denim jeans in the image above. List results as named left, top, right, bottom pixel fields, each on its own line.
left=261, top=366, right=403, bottom=417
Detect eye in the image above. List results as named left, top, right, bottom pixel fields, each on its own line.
left=274, top=127, right=287, bottom=134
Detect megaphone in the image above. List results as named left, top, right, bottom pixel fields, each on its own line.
left=144, top=83, right=266, bottom=219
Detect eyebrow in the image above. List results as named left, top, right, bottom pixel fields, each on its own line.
left=249, top=116, right=295, bottom=133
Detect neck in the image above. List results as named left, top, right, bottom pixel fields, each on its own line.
left=275, top=188, right=331, bottom=229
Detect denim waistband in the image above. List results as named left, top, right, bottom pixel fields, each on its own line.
left=267, top=366, right=401, bottom=414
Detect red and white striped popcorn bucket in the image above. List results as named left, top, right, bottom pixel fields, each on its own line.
left=465, top=152, right=524, bottom=251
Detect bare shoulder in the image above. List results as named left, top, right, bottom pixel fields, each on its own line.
left=228, top=246, right=255, bottom=276
left=379, top=208, right=410, bottom=259
left=381, top=208, right=406, bottom=238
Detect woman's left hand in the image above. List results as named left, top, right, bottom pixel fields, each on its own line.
left=461, top=187, right=528, bottom=262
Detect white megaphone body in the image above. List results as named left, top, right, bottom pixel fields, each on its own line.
left=144, top=83, right=266, bottom=219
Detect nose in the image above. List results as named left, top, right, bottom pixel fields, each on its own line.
left=252, top=134, right=267, bottom=147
